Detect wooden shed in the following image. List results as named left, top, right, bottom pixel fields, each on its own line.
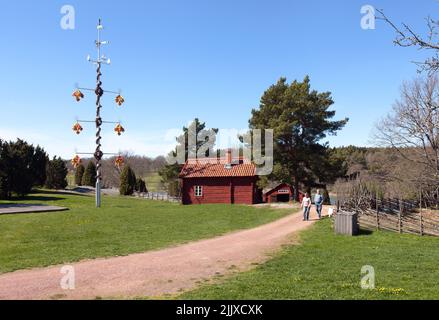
left=263, top=183, right=304, bottom=203
left=179, top=151, right=262, bottom=205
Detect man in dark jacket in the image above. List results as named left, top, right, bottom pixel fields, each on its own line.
left=314, top=189, right=324, bottom=219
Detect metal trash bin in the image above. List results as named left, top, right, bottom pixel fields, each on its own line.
left=335, top=211, right=359, bottom=236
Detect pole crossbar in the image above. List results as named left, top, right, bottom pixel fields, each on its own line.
left=77, top=120, right=121, bottom=124
left=77, top=87, right=120, bottom=95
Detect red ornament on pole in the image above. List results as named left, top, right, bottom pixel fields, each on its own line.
left=114, top=124, right=125, bottom=136
left=115, top=95, right=125, bottom=106
left=115, top=155, right=124, bottom=168
left=72, top=90, right=84, bottom=102
left=72, top=122, right=83, bottom=135
left=71, top=155, right=82, bottom=168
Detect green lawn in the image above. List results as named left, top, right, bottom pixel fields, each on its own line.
left=180, top=219, right=439, bottom=300
left=0, top=191, right=291, bottom=274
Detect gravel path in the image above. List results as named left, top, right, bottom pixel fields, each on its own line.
left=0, top=206, right=329, bottom=300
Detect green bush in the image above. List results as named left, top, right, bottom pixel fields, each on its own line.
left=119, top=165, right=136, bottom=196
left=135, top=178, right=148, bottom=193
left=167, top=180, right=181, bottom=197
left=45, top=157, right=68, bottom=190
left=323, top=189, right=331, bottom=205
left=82, top=161, right=97, bottom=187
left=0, top=139, right=48, bottom=199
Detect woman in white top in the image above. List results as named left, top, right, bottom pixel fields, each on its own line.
left=301, top=193, right=312, bottom=221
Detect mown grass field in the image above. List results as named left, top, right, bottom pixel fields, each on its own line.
left=143, top=172, right=165, bottom=192
left=180, top=219, right=439, bottom=300
left=0, top=191, right=290, bottom=274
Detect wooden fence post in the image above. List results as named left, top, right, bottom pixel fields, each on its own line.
left=376, top=196, right=380, bottom=230
left=398, top=198, right=402, bottom=234
left=419, top=192, right=424, bottom=236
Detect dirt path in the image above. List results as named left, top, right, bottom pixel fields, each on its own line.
left=0, top=207, right=329, bottom=300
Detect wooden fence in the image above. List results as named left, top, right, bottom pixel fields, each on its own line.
left=340, top=198, right=439, bottom=237
left=140, top=192, right=181, bottom=203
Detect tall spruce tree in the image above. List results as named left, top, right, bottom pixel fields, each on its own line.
left=248, top=77, right=348, bottom=200
left=159, top=118, right=218, bottom=194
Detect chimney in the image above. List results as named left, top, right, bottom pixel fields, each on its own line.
left=226, top=149, right=232, bottom=165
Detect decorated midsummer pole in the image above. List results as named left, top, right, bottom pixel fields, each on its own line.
left=94, top=19, right=104, bottom=208
left=71, top=19, right=126, bottom=208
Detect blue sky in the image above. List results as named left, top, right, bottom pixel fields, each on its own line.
left=0, top=0, right=436, bottom=158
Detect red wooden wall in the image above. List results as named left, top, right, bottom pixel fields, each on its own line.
left=181, top=177, right=261, bottom=205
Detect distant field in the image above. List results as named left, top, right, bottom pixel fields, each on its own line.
left=67, top=172, right=75, bottom=188
left=144, top=172, right=165, bottom=192
left=0, top=191, right=290, bottom=274
left=67, top=171, right=165, bottom=192
left=181, top=219, right=439, bottom=300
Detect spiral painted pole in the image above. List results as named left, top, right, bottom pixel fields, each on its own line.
left=94, top=19, right=104, bottom=208
left=94, top=62, right=104, bottom=207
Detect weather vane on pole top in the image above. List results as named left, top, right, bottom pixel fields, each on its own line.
left=71, top=19, right=126, bottom=208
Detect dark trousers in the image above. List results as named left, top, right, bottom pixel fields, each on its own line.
left=303, top=207, right=310, bottom=221
left=316, top=204, right=323, bottom=218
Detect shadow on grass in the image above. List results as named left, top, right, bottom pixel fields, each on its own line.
left=14, top=195, right=66, bottom=202
left=32, top=189, right=91, bottom=198
left=358, top=228, right=374, bottom=236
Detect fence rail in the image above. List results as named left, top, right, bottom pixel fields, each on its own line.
left=138, top=192, right=181, bottom=203
left=340, top=197, right=439, bottom=237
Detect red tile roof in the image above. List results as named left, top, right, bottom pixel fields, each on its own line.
left=179, top=157, right=257, bottom=178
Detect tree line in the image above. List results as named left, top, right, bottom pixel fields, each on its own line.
left=69, top=155, right=166, bottom=190
left=0, top=139, right=68, bottom=199
left=73, top=161, right=148, bottom=196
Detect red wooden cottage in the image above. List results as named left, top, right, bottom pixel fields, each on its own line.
left=179, top=151, right=262, bottom=205
left=263, top=183, right=304, bottom=203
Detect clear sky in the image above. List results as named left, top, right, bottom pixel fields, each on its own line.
left=0, top=0, right=436, bottom=158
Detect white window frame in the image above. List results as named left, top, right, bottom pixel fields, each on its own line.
left=195, top=186, right=203, bottom=197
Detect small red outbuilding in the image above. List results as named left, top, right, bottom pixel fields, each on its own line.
left=263, top=183, right=304, bottom=203
left=179, top=151, right=262, bottom=205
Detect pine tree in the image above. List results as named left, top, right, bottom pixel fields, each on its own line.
left=45, top=157, right=68, bottom=190
left=135, top=177, right=147, bottom=193
left=119, top=165, right=136, bottom=195
left=75, top=164, right=85, bottom=186
left=248, top=77, right=348, bottom=200
left=30, top=146, right=48, bottom=186
left=82, top=161, right=97, bottom=187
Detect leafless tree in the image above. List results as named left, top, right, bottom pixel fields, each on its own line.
left=377, top=9, right=439, bottom=73
left=375, top=76, right=439, bottom=196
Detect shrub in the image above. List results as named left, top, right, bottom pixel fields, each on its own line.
left=82, top=161, right=97, bottom=187
left=135, top=178, right=148, bottom=193
left=0, top=139, right=48, bottom=198
left=167, top=180, right=181, bottom=197
left=120, top=165, right=136, bottom=196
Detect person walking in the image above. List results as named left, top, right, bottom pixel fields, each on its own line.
left=301, top=192, right=312, bottom=221
left=314, top=189, right=324, bottom=219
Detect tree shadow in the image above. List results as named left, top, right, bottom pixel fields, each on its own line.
left=358, top=228, right=374, bottom=236
left=33, top=189, right=91, bottom=198
left=15, top=195, right=66, bottom=202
